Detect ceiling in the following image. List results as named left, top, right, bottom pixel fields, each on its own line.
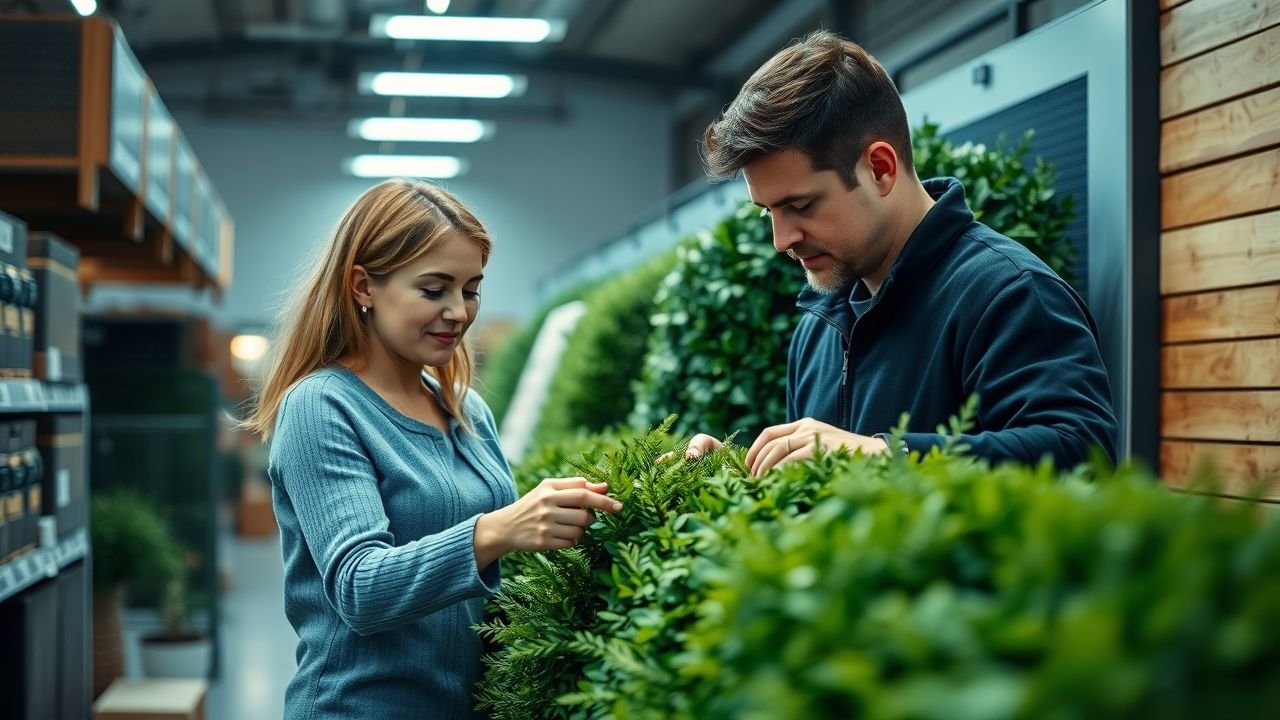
left=13, top=0, right=789, bottom=120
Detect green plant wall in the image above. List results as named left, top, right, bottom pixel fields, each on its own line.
left=531, top=253, right=676, bottom=447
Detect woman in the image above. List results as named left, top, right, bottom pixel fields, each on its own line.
left=244, top=179, right=622, bottom=719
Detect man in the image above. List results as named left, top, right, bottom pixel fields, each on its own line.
left=683, top=30, right=1117, bottom=475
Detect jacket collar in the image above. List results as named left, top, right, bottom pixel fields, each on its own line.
left=796, top=176, right=973, bottom=316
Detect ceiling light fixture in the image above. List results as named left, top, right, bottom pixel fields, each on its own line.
left=349, top=118, right=495, bottom=143
left=426, top=0, right=450, bottom=14
left=230, top=335, right=270, bottom=362
left=358, top=72, right=527, bottom=99
left=69, top=0, right=97, bottom=15
left=370, top=15, right=567, bottom=43
left=344, top=155, right=468, bottom=179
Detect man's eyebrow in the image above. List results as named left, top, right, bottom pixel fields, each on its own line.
left=752, top=192, right=815, bottom=209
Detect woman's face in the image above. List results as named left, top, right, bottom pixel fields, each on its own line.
left=364, top=231, right=485, bottom=368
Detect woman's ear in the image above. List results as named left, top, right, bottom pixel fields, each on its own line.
left=350, top=265, right=375, bottom=310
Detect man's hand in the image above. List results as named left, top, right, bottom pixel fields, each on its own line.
left=745, top=418, right=888, bottom=476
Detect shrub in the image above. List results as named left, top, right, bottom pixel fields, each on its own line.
left=681, top=457, right=1280, bottom=719
left=912, top=121, right=1077, bottom=282
left=476, top=418, right=832, bottom=719
left=532, top=253, right=675, bottom=446
left=477, top=412, right=1280, bottom=719
left=630, top=204, right=804, bottom=440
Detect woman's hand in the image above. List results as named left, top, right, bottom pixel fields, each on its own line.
left=475, top=478, right=622, bottom=567
left=656, top=433, right=723, bottom=463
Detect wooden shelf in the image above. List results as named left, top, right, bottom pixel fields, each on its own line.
left=0, top=16, right=233, bottom=291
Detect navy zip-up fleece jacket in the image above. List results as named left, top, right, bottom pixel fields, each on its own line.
left=786, top=177, right=1118, bottom=467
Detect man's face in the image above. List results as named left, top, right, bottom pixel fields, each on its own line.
left=744, top=148, right=890, bottom=294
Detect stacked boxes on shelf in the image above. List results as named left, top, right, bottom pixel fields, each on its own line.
left=0, top=420, right=38, bottom=562
left=0, top=210, right=33, bottom=379
left=30, top=234, right=86, bottom=548
left=29, top=233, right=80, bottom=385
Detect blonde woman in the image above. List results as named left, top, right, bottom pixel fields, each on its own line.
left=245, top=179, right=622, bottom=720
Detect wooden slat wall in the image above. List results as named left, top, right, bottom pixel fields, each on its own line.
left=1160, top=0, right=1280, bottom=500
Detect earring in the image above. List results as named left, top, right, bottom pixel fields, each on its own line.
left=360, top=305, right=368, bottom=314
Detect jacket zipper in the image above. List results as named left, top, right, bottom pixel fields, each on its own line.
left=799, top=306, right=853, bottom=430
left=840, top=339, right=850, bottom=429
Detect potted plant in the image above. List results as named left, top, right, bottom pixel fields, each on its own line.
left=138, top=568, right=213, bottom=678
left=90, top=490, right=184, bottom=696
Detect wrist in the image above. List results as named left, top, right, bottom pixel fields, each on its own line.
left=474, top=510, right=509, bottom=566
left=872, top=433, right=906, bottom=456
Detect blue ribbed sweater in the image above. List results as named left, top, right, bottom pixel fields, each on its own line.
left=269, top=367, right=517, bottom=720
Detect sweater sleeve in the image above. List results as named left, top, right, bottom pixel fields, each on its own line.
left=900, top=272, right=1119, bottom=468
left=272, top=378, right=500, bottom=636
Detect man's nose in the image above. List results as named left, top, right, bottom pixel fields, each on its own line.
left=771, top=215, right=802, bottom=254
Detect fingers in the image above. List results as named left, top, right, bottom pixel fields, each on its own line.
left=542, top=477, right=589, bottom=490
left=684, top=433, right=724, bottom=459
left=559, top=489, right=623, bottom=513
left=549, top=507, right=595, bottom=528
left=751, top=436, right=810, bottom=476
left=746, top=420, right=801, bottom=468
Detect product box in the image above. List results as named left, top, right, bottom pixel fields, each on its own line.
left=28, top=232, right=80, bottom=383
left=0, top=210, right=28, bottom=376
left=39, top=415, right=83, bottom=540
left=0, top=420, right=38, bottom=558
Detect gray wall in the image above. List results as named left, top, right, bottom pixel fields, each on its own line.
left=88, top=81, right=672, bottom=331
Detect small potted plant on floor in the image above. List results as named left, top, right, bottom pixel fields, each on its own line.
left=139, top=567, right=214, bottom=678
left=90, top=490, right=184, bottom=696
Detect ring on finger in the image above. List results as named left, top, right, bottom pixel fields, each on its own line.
left=785, top=436, right=791, bottom=454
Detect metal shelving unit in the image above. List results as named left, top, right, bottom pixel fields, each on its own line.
left=0, top=527, right=87, bottom=604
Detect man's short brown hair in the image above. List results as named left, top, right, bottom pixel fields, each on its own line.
left=703, top=30, right=913, bottom=186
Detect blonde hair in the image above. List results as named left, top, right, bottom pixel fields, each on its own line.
left=244, top=178, right=492, bottom=440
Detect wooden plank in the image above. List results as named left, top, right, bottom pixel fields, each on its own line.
left=1162, top=338, right=1280, bottom=388
left=1161, top=23, right=1280, bottom=118
left=1161, top=210, right=1280, bottom=294
left=1161, top=0, right=1280, bottom=66
left=0, top=157, right=78, bottom=169
left=1160, top=85, right=1280, bottom=173
left=1162, top=147, right=1280, bottom=229
left=78, top=19, right=111, bottom=211
left=1161, top=391, right=1280, bottom=442
left=1161, top=441, right=1280, bottom=500
left=77, top=260, right=196, bottom=286
left=1163, top=284, right=1280, bottom=342
left=1161, top=0, right=1194, bottom=11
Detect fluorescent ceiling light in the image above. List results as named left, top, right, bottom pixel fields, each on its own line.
left=426, top=0, right=450, bottom=13
left=359, top=72, right=527, bottom=99
left=344, top=155, right=467, bottom=179
left=69, top=0, right=97, bottom=15
left=350, top=118, right=495, bottom=143
left=370, top=15, right=567, bottom=43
